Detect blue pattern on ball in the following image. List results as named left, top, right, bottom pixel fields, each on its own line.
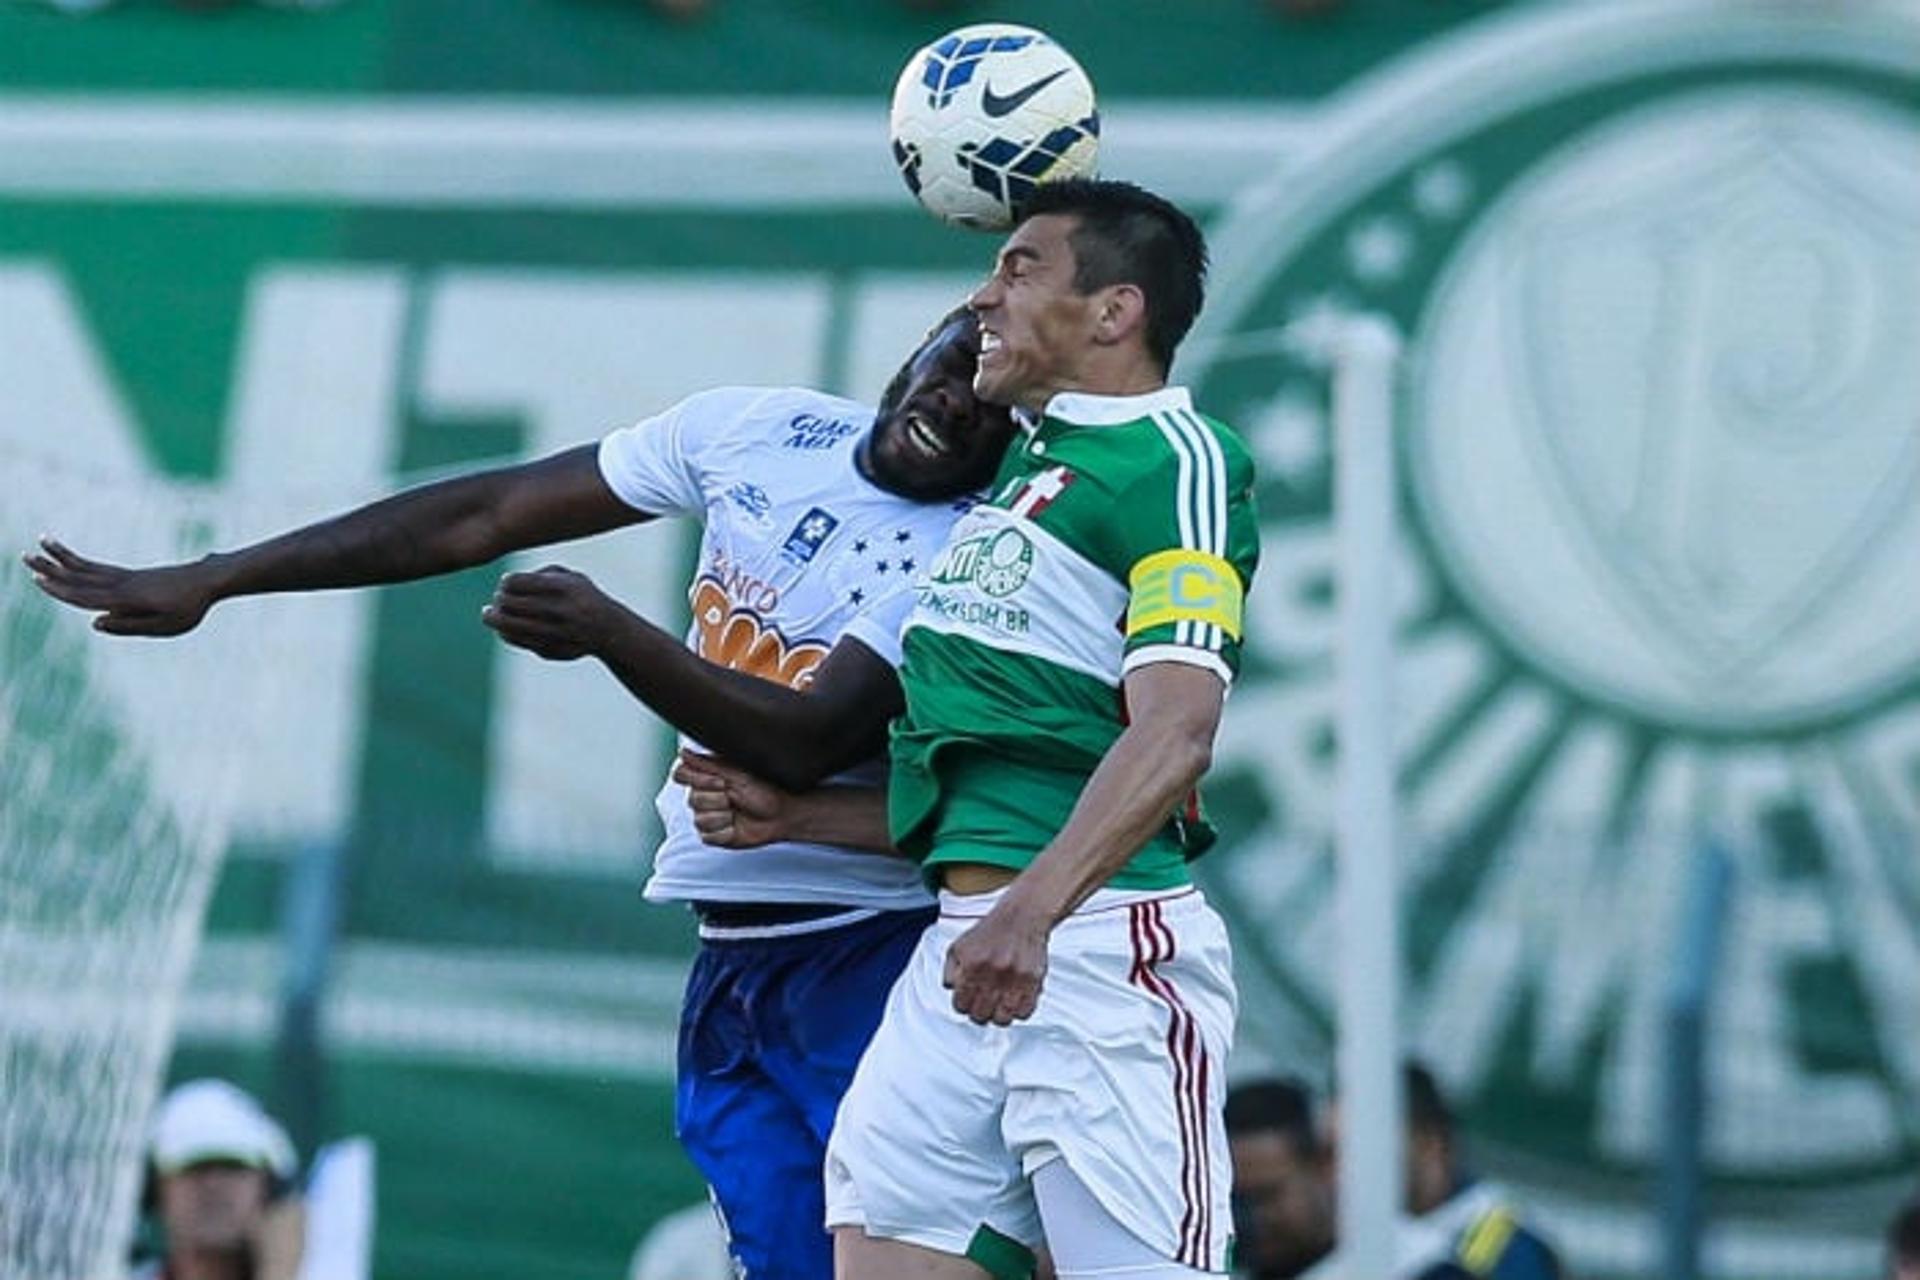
left=918, top=33, right=1039, bottom=109
left=959, top=113, right=1100, bottom=211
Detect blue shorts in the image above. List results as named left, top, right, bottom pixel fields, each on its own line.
left=676, top=906, right=935, bottom=1280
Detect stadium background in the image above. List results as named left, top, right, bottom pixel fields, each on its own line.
left=3, top=1, right=1916, bottom=1276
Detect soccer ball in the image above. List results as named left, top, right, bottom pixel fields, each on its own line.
left=888, top=24, right=1100, bottom=232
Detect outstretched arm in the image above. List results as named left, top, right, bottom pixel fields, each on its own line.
left=24, top=445, right=641, bottom=637
left=483, top=566, right=903, bottom=791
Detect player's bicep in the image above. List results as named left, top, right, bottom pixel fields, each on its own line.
left=1120, top=656, right=1227, bottom=742
left=492, top=445, right=653, bottom=548
left=442, top=445, right=646, bottom=563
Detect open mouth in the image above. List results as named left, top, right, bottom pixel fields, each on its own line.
left=906, top=412, right=952, bottom=458
left=979, top=330, right=1004, bottom=359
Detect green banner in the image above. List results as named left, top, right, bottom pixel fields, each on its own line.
left=4, top=2, right=1915, bottom=1277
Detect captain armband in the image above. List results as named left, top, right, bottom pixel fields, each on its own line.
left=1125, top=549, right=1244, bottom=641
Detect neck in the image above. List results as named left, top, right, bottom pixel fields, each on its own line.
left=852, top=432, right=905, bottom=497
left=1023, top=354, right=1166, bottom=413
left=167, top=1246, right=251, bottom=1280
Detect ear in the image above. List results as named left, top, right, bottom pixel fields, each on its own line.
left=1091, top=283, right=1147, bottom=348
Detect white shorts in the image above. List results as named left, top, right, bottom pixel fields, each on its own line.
left=824, top=884, right=1237, bottom=1273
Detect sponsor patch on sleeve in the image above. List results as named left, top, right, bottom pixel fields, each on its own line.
left=1126, top=549, right=1244, bottom=641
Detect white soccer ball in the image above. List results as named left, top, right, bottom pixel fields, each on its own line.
left=888, top=23, right=1101, bottom=232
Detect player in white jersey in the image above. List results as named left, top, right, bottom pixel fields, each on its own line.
left=675, top=181, right=1254, bottom=1280
left=26, top=308, right=1017, bottom=1280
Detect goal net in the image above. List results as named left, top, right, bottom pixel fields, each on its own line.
left=0, top=448, right=254, bottom=1280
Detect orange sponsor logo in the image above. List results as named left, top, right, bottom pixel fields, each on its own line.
left=689, top=576, right=828, bottom=689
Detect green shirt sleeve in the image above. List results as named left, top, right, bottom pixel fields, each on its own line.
left=1109, top=413, right=1260, bottom=683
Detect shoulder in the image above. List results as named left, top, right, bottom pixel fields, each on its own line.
left=1158, top=408, right=1255, bottom=489
left=1195, top=410, right=1255, bottom=480
left=1451, top=1195, right=1562, bottom=1279
left=1105, top=403, right=1254, bottom=492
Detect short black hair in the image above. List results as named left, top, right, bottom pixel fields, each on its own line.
left=1226, top=1077, right=1320, bottom=1156
left=1890, top=1195, right=1920, bottom=1267
left=1406, top=1061, right=1454, bottom=1138
left=1016, top=178, right=1208, bottom=376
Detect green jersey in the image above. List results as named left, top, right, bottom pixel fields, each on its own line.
left=889, top=386, right=1260, bottom=889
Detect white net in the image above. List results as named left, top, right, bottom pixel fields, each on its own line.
left=0, top=450, right=254, bottom=1280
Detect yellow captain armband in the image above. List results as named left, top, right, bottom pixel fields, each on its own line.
left=1126, top=549, right=1244, bottom=641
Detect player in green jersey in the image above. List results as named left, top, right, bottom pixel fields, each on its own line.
left=683, top=180, right=1259, bottom=1280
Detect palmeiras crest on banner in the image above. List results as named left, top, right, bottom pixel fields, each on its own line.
left=1185, top=1, right=1920, bottom=1262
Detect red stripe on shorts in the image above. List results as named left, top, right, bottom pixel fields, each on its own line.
left=1128, top=902, right=1210, bottom=1267
left=1157, top=900, right=1212, bottom=1269
left=1153, top=901, right=1214, bottom=1268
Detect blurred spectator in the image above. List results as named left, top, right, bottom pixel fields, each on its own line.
left=134, top=1080, right=304, bottom=1280
left=1890, top=1194, right=1920, bottom=1280
left=1227, top=1077, right=1335, bottom=1279
left=1306, top=1062, right=1563, bottom=1280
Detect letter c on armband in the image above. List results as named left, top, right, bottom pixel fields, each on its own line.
left=1125, top=549, right=1244, bottom=640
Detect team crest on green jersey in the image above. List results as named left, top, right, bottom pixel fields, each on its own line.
left=930, top=525, right=1036, bottom=599
left=1182, top=2, right=1920, bottom=1260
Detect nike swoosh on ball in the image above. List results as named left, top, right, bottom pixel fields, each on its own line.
left=981, top=69, right=1070, bottom=118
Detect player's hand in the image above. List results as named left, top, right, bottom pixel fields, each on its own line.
left=21, top=536, right=219, bottom=637
left=671, top=749, right=794, bottom=849
left=481, top=564, right=618, bottom=661
left=943, top=898, right=1051, bottom=1026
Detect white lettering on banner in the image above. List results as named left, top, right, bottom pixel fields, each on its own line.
left=0, top=262, right=402, bottom=850
left=1705, top=755, right=1900, bottom=1165
left=223, top=270, right=407, bottom=840
left=413, top=273, right=831, bottom=870
left=0, top=265, right=148, bottom=474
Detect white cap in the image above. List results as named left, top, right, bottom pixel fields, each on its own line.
left=148, top=1079, right=296, bottom=1178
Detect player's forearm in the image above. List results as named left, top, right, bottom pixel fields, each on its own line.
left=589, top=607, right=873, bottom=790
left=207, top=473, right=515, bottom=600
left=781, top=786, right=899, bottom=855
left=1000, top=716, right=1211, bottom=925
left=210, top=446, right=627, bottom=602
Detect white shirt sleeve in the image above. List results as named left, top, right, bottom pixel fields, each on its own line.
left=840, top=580, right=916, bottom=669
left=596, top=387, right=772, bottom=518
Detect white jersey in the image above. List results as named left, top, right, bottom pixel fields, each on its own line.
left=598, top=385, right=968, bottom=909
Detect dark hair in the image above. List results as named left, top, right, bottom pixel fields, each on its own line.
left=1226, top=1077, right=1320, bottom=1156
left=1016, top=178, right=1208, bottom=376
left=1890, top=1196, right=1920, bottom=1267
left=1406, top=1061, right=1454, bottom=1138
left=876, top=303, right=975, bottom=414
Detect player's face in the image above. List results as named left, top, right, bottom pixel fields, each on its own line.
left=1230, top=1130, right=1334, bottom=1279
left=866, top=315, right=1018, bottom=500
left=968, top=213, right=1100, bottom=413
left=156, top=1160, right=271, bottom=1248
